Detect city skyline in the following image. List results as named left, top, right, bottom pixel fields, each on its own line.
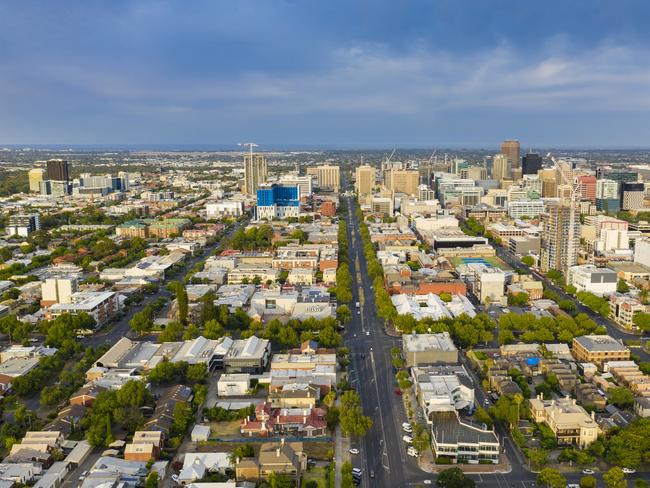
left=2, top=1, right=650, bottom=146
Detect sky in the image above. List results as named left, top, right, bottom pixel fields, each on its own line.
left=2, top=0, right=650, bottom=148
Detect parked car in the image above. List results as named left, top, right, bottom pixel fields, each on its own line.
left=349, top=448, right=360, bottom=455
left=394, top=389, right=402, bottom=396
left=407, top=446, right=419, bottom=457
left=622, top=468, right=636, bottom=474
left=403, top=435, right=413, bottom=444
left=582, top=469, right=595, bottom=475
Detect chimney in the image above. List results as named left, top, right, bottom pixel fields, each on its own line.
left=281, top=437, right=285, bottom=446
left=276, top=448, right=281, bottom=457
left=591, top=410, right=595, bottom=420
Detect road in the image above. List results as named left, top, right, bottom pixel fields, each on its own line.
left=342, top=192, right=422, bottom=487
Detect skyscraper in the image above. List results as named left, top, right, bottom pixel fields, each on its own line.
left=355, top=165, right=375, bottom=195
left=500, top=140, right=520, bottom=170
left=28, top=168, right=46, bottom=192
left=540, top=201, right=580, bottom=273
left=620, top=182, right=645, bottom=210
left=244, top=153, right=268, bottom=195
left=46, top=159, right=70, bottom=182
left=316, top=165, right=340, bottom=192
left=386, top=169, right=419, bottom=196
left=492, top=154, right=509, bottom=182
left=522, top=153, right=542, bottom=175
left=575, top=175, right=597, bottom=203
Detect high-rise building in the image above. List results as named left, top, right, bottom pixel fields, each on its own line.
left=538, top=168, right=558, bottom=198
left=522, top=153, right=542, bottom=175
left=244, top=153, right=268, bottom=195
left=620, top=182, right=645, bottom=210
left=118, top=171, right=130, bottom=191
left=316, top=165, right=340, bottom=191
left=46, top=159, right=70, bottom=182
left=540, top=201, right=580, bottom=273
left=595, top=179, right=620, bottom=213
left=500, top=140, right=520, bottom=170
left=279, top=174, right=313, bottom=198
left=7, top=214, right=41, bottom=237
left=355, top=165, right=375, bottom=195
left=459, top=167, right=487, bottom=180
left=386, top=169, right=419, bottom=196
left=28, top=168, right=46, bottom=192
left=256, top=184, right=300, bottom=220
left=575, top=175, right=597, bottom=203
left=492, top=154, right=509, bottom=182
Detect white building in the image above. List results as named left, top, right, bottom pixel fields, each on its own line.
left=6, top=214, right=41, bottom=237
left=46, top=291, right=119, bottom=325
left=636, top=238, right=650, bottom=268
left=41, top=277, right=78, bottom=306
left=217, top=373, right=251, bottom=396
left=567, top=265, right=618, bottom=296
left=412, top=365, right=475, bottom=416
left=206, top=201, right=244, bottom=219
left=507, top=200, right=546, bottom=219
left=468, top=264, right=506, bottom=305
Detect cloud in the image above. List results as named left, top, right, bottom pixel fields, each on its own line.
left=16, top=39, right=650, bottom=119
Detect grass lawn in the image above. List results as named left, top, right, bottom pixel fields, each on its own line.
left=303, top=442, right=334, bottom=461
left=207, top=420, right=242, bottom=437
left=301, top=467, right=328, bottom=488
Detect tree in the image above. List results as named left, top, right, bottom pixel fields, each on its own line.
left=436, top=468, right=475, bottom=488
left=603, top=467, right=626, bottom=488
left=336, top=305, right=352, bottom=324
left=130, top=310, right=153, bottom=337
left=474, top=405, right=493, bottom=428
left=203, top=319, right=224, bottom=339
left=105, top=414, right=114, bottom=446
left=635, top=480, right=649, bottom=488
left=185, top=363, right=208, bottom=384
left=267, top=471, right=295, bottom=488
left=536, top=468, right=566, bottom=488
left=200, top=291, right=217, bottom=325
left=145, top=472, right=159, bottom=488
left=439, top=292, right=452, bottom=303
left=171, top=401, right=194, bottom=436
left=579, top=476, right=597, bottom=488
left=182, top=324, right=199, bottom=341
left=633, top=312, right=650, bottom=331
left=607, top=386, right=634, bottom=408
left=617, top=279, right=630, bottom=293
left=339, top=390, right=372, bottom=437
left=521, top=255, right=535, bottom=267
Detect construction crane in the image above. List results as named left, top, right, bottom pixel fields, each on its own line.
left=238, top=142, right=258, bottom=158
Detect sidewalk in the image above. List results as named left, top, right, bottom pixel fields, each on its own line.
left=419, top=454, right=511, bottom=474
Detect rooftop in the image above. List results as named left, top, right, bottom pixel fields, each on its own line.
left=403, top=332, right=457, bottom=353
left=574, top=335, right=629, bottom=352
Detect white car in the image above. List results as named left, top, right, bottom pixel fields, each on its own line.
left=402, top=435, right=413, bottom=444
left=349, top=448, right=360, bottom=455
left=365, top=331, right=370, bottom=336
left=352, top=468, right=362, bottom=476
left=566, top=484, right=580, bottom=488
left=582, top=469, right=595, bottom=475
left=622, top=468, right=636, bottom=474
left=423, top=481, right=432, bottom=485
left=407, top=446, right=419, bottom=457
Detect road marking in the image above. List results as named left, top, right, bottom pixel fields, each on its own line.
left=369, top=350, right=390, bottom=473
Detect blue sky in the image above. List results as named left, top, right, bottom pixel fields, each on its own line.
left=2, top=0, right=650, bottom=147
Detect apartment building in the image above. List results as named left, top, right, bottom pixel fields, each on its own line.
left=529, top=397, right=599, bottom=448
left=571, top=335, right=630, bottom=368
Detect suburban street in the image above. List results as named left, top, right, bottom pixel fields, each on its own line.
left=83, top=217, right=248, bottom=348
